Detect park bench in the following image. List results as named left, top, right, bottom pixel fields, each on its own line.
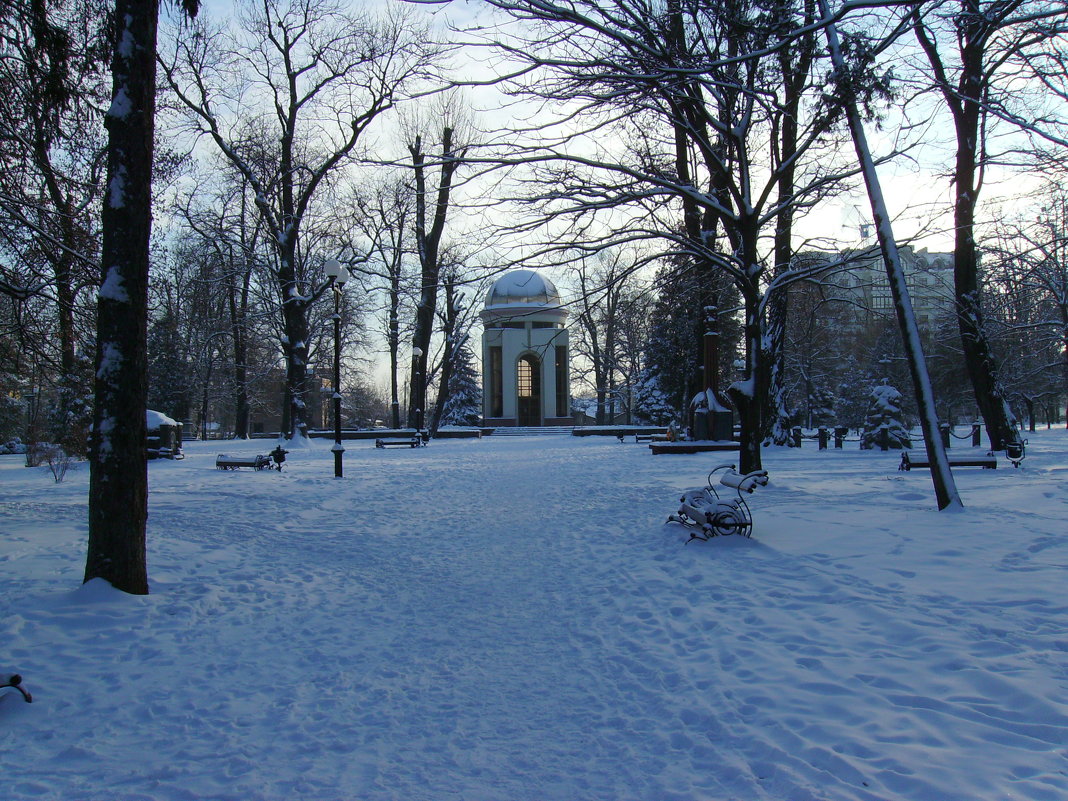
left=1, top=673, right=32, bottom=703
left=899, top=451, right=997, bottom=471
left=668, top=463, right=769, bottom=541
left=620, top=432, right=667, bottom=443
left=634, top=433, right=668, bottom=443
left=216, top=447, right=288, bottom=471
left=375, top=436, right=423, bottom=449
left=216, top=453, right=272, bottom=470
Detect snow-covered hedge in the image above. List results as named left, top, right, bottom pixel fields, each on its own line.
left=0, top=438, right=27, bottom=455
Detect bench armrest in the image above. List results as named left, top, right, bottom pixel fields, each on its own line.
left=719, top=469, right=769, bottom=493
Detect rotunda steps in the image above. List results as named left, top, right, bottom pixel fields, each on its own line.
left=487, top=426, right=574, bottom=437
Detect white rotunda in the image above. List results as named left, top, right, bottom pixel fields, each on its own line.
left=480, top=269, right=571, bottom=427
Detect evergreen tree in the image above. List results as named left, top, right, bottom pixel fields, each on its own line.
left=631, top=368, right=675, bottom=425
left=860, top=380, right=912, bottom=450
left=643, top=259, right=741, bottom=420
left=438, top=344, right=481, bottom=427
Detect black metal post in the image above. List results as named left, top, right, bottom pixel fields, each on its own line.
left=834, top=426, right=847, bottom=449
left=332, top=283, right=344, bottom=478
left=818, top=426, right=828, bottom=450
left=416, top=368, right=424, bottom=434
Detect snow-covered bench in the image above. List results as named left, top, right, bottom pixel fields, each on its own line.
left=634, top=433, right=668, bottom=443
left=375, top=437, right=423, bottom=449
left=216, top=446, right=287, bottom=471
left=668, top=463, right=769, bottom=541
left=216, top=453, right=272, bottom=470
left=899, top=451, right=996, bottom=471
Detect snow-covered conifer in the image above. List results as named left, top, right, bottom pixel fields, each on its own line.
left=438, top=345, right=482, bottom=427
left=860, top=380, right=912, bottom=449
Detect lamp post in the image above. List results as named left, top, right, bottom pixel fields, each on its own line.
left=411, top=345, right=424, bottom=433
left=324, top=259, right=349, bottom=478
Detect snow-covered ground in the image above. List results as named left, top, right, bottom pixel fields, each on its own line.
left=2, top=430, right=1066, bottom=801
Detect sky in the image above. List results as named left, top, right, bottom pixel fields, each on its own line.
left=156, top=0, right=1059, bottom=396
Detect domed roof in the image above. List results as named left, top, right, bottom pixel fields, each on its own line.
left=484, top=269, right=561, bottom=309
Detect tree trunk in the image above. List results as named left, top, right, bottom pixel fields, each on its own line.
left=85, top=0, right=158, bottom=595
left=276, top=233, right=312, bottom=440
left=406, top=128, right=461, bottom=429
left=282, top=297, right=312, bottom=440
left=913, top=3, right=1019, bottom=452
left=389, top=288, right=401, bottom=429
left=198, top=357, right=212, bottom=440
left=765, top=0, right=814, bottom=446
left=952, top=109, right=1019, bottom=451
left=430, top=279, right=460, bottom=435
left=228, top=258, right=251, bottom=439
left=727, top=285, right=767, bottom=475
left=823, top=0, right=961, bottom=510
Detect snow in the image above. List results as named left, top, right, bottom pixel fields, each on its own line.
left=146, top=409, right=178, bottom=430
left=94, top=416, right=116, bottom=456
left=106, top=167, right=127, bottom=210
left=98, top=267, right=128, bottom=302
left=107, top=86, right=133, bottom=121
left=2, top=431, right=1068, bottom=800
left=692, top=388, right=731, bottom=413
left=117, top=24, right=135, bottom=60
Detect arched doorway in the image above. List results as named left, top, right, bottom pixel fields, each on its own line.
left=516, top=354, right=542, bottom=426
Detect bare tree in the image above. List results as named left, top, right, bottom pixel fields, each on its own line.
left=911, top=0, right=1068, bottom=451
left=569, top=250, right=648, bottom=425
left=405, top=119, right=468, bottom=430
left=342, top=176, right=416, bottom=429
left=170, top=165, right=276, bottom=438
left=160, top=0, right=442, bottom=440
left=987, top=184, right=1068, bottom=426
left=821, top=0, right=961, bottom=509
left=474, top=0, right=861, bottom=472
left=0, top=0, right=108, bottom=453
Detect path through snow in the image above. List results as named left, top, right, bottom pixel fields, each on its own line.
left=2, top=433, right=1066, bottom=800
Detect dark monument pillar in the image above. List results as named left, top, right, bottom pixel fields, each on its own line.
left=704, top=306, right=734, bottom=441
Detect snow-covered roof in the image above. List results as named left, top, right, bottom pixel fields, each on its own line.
left=146, top=409, right=179, bottom=430
left=483, top=269, right=561, bottom=310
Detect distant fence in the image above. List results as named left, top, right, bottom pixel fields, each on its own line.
left=789, top=422, right=983, bottom=451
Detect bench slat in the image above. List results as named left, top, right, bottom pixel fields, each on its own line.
left=900, top=452, right=997, bottom=470
left=375, top=438, right=421, bottom=448
left=216, top=454, right=271, bottom=469
left=719, top=469, right=769, bottom=492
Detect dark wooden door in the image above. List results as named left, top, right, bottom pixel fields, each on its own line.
left=517, top=355, right=541, bottom=426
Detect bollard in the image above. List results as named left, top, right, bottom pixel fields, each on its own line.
left=818, top=426, right=828, bottom=450
left=940, top=422, right=951, bottom=449
left=834, top=426, right=847, bottom=449
left=971, top=421, right=981, bottom=447
left=878, top=423, right=890, bottom=451
left=792, top=426, right=802, bottom=448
